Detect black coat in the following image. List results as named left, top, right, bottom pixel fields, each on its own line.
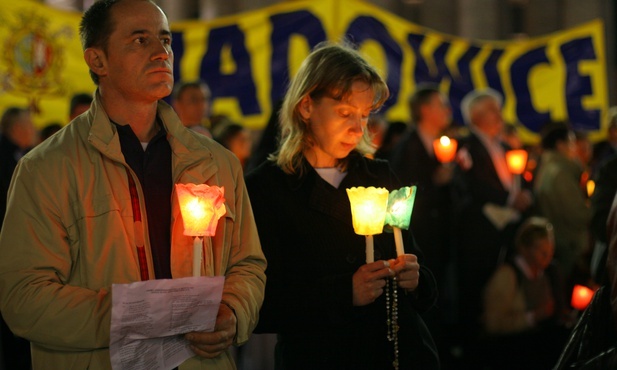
left=388, top=128, right=454, bottom=282
left=245, top=153, right=439, bottom=370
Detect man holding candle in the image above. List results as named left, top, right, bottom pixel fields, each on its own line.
left=246, top=42, right=439, bottom=369
left=388, top=85, right=457, bottom=358
left=453, top=88, right=533, bottom=360
left=0, top=1, right=266, bottom=369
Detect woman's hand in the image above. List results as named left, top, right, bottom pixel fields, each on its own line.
left=390, top=254, right=420, bottom=291
left=352, top=261, right=395, bottom=306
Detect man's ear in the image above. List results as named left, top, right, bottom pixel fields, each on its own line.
left=299, top=95, right=312, bottom=121
left=84, top=48, right=107, bottom=78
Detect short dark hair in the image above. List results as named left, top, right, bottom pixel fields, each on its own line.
left=171, top=80, right=211, bottom=102
left=515, top=217, right=553, bottom=251
left=409, top=84, right=440, bottom=124
left=540, top=121, right=571, bottom=150
left=79, top=0, right=121, bottom=85
left=70, top=93, right=93, bottom=115
left=1, top=107, right=29, bottom=136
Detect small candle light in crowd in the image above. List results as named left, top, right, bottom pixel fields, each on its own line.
left=433, top=136, right=458, bottom=163
left=505, top=149, right=528, bottom=192
left=385, top=186, right=417, bottom=257
left=571, top=284, right=595, bottom=311
left=176, top=183, right=226, bottom=277
left=587, top=180, right=595, bottom=198
left=347, top=186, right=389, bottom=263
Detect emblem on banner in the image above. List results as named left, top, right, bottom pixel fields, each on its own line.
left=0, top=10, right=72, bottom=113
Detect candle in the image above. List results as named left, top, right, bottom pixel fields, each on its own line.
left=505, top=149, right=528, bottom=175
left=385, top=186, right=417, bottom=256
left=433, top=136, right=457, bottom=163
left=347, top=186, right=389, bottom=263
left=175, top=183, right=226, bottom=276
left=571, top=284, right=594, bottom=311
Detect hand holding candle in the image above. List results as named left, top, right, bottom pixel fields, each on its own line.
left=346, top=186, right=389, bottom=263
left=176, top=183, right=226, bottom=276
left=385, top=186, right=417, bottom=256
left=505, top=149, right=528, bottom=193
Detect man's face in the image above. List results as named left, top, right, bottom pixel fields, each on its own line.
left=96, top=0, right=173, bottom=102
left=173, top=86, right=210, bottom=126
left=422, top=93, right=451, bottom=131
left=471, top=97, right=503, bottom=139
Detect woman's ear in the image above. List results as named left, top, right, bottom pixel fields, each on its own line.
left=84, top=48, right=107, bottom=78
left=299, top=95, right=312, bottom=121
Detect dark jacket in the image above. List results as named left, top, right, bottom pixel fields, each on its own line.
left=245, top=153, right=439, bottom=370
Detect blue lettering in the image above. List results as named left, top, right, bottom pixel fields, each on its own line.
left=511, top=47, right=551, bottom=133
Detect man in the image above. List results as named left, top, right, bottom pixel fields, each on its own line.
left=388, top=85, right=454, bottom=353
left=172, top=80, right=213, bottom=137
left=0, top=106, right=36, bottom=370
left=534, top=122, right=590, bottom=292
left=452, top=88, right=532, bottom=351
left=69, top=92, right=93, bottom=120
left=0, top=1, right=266, bottom=369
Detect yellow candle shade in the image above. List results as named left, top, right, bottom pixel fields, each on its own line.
left=505, top=149, right=528, bottom=175
left=433, top=136, right=457, bottom=163
left=176, top=183, right=226, bottom=237
left=385, top=186, right=417, bottom=230
left=346, top=186, right=389, bottom=236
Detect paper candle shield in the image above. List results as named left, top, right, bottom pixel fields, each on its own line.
left=571, top=284, right=594, bottom=311
left=346, top=186, right=389, bottom=236
left=176, top=183, right=226, bottom=237
left=505, top=149, right=528, bottom=175
left=433, top=136, right=457, bottom=163
left=385, top=186, right=417, bottom=230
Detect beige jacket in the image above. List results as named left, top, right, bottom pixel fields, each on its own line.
left=0, top=92, right=266, bottom=369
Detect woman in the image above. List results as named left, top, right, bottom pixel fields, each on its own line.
left=245, top=42, right=439, bottom=369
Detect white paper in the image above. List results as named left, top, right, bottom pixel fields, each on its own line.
left=110, top=276, right=225, bottom=370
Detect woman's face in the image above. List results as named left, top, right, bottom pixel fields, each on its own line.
left=300, top=80, right=374, bottom=168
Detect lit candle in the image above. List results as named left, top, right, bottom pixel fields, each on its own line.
left=587, top=180, right=595, bottom=197
left=175, top=183, right=226, bottom=276
left=347, top=186, right=389, bottom=263
left=571, top=284, right=594, bottom=311
left=385, top=186, right=417, bottom=256
left=505, top=149, right=528, bottom=175
left=433, top=136, right=458, bottom=163
left=505, top=149, right=528, bottom=193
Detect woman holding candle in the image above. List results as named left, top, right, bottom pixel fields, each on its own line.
left=245, top=42, right=439, bottom=369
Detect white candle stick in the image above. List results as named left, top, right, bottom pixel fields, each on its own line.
left=193, top=236, right=203, bottom=277
left=365, top=235, right=374, bottom=263
left=393, top=227, right=404, bottom=256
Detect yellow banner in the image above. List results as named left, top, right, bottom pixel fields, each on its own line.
left=0, top=0, right=608, bottom=143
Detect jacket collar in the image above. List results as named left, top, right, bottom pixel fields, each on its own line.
left=86, top=89, right=218, bottom=184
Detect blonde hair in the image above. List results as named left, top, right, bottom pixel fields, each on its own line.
left=271, top=41, right=389, bottom=175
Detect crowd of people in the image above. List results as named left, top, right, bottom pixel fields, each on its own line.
left=1, top=1, right=617, bottom=369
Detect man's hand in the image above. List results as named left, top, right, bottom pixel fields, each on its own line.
left=352, top=261, right=395, bottom=306
left=185, top=303, right=237, bottom=359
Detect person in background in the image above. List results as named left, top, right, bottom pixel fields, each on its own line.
left=0, top=1, right=266, bottom=369
left=373, top=120, right=407, bottom=160
left=172, top=79, right=213, bottom=137
left=39, top=122, right=63, bottom=143
left=245, top=42, right=439, bottom=369
left=482, top=217, right=569, bottom=369
left=387, top=84, right=455, bottom=360
left=534, top=121, right=590, bottom=302
left=69, top=92, right=93, bottom=120
left=0, top=106, right=36, bottom=370
left=591, top=107, right=617, bottom=179
left=213, top=121, right=253, bottom=170
left=452, top=88, right=533, bottom=364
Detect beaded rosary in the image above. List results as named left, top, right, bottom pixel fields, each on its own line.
left=385, top=277, right=399, bottom=370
